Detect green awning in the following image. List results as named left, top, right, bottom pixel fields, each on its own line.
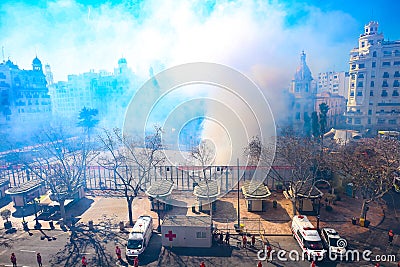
left=242, top=181, right=271, bottom=199
left=145, top=179, right=174, bottom=198
left=5, top=179, right=44, bottom=195
left=193, top=180, right=219, bottom=198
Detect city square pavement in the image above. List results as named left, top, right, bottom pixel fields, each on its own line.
left=0, top=189, right=399, bottom=266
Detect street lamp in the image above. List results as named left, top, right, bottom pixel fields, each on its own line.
left=156, top=195, right=161, bottom=232
left=33, top=197, right=42, bottom=229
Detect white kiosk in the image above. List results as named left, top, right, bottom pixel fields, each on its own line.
left=161, top=215, right=212, bottom=248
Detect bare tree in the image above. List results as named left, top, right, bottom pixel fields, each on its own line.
left=329, top=137, right=400, bottom=220
left=245, top=130, right=326, bottom=216
left=190, top=139, right=216, bottom=221
left=19, top=126, right=98, bottom=222
left=98, top=127, right=165, bottom=226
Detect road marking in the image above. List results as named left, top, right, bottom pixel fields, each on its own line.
left=20, top=249, right=36, bottom=253
left=81, top=252, right=92, bottom=255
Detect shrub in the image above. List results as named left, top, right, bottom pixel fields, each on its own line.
left=1, top=209, right=11, bottom=222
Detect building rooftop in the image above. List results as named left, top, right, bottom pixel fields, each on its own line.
left=292, top=179, right=323, bottom=199
left=145, top=179, right=174, bottom=198
left=162, top=215, right=211, bottom=227
left=5, top=179, right=44, bottom=195
left=193, top=180, right=219, bottom=199
left=242, top=181, right=271, bottom=199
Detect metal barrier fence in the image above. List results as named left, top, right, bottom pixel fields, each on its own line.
left=0, top=165, right=294, bottom=192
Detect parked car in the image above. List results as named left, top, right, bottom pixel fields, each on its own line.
left=320, top=228, right=346, bottom=258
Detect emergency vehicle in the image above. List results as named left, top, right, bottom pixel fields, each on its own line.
left=320, top=228, right=346, bottom=257
left=125, top=215, right=153, bottom=261
left=291, top=215, right=326, bottom=260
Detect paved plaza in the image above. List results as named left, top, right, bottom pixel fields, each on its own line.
left=0, top=189, right=399, bottom=266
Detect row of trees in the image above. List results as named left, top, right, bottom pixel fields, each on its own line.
left=4, top=102, right=399, bottom=225
left=244, top=128, right=400, bottom=219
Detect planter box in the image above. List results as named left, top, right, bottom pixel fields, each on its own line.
left=4, top=221, right=12, bottom=230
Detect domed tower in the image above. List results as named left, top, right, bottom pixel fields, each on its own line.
left=117, top=57, right=127, bottom=74
left=291, top=51, right=314, bottom=96
left=32, top=56, right=43, bottom=72
left=289, top=51, right=317, bottom=134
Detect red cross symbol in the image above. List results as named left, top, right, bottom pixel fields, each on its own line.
left=165, top=230, right=176, bottom=241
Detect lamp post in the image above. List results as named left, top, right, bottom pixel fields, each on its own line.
left=156, top=195, right=161, bottom=232
left=33, top=198, right=42, bottom=229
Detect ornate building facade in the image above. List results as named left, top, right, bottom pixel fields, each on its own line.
left=0, top=57, right=51, bottom=125
left=346, top=21, right=400, bottom=133
left=288, top=51, right=317, bottom=134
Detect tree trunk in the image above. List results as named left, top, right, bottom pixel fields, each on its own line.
left=127, top=196, right=134, bottom=226
left=360, top=199, right=369, bottom=220
left=59, top=200, right=66, bottom=222
left=292, top=198, right=297, bottom=216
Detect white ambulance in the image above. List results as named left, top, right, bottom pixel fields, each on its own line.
left=291, top=215, right=326, bottom=260
left=125, top=215, right=153, bottom=261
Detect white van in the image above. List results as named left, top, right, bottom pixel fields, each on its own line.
left=126, top=215, right=153, bottom=261
left=291, top=215, right=326, bottom=260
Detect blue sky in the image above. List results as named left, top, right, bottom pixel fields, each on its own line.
left=0, top=0, right=399, bottom=90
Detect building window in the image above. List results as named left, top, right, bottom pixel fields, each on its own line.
left=295, top=112, right=300, bottom=120
left=372, top=62, right=376, bottom=68
left=196, top=232, right=207, bottom=238
left=382, top=81, right=389, bottom=87
left=393, top=90, right=399, bottom=96
left=394, top=61, right=400, bottom=66
left=373, top=51, right=377, bottom=57
left=370, top=90, right=374, bottom=96
left=389, top=119, right=397, bottom=125
left=358, top=73, right=364, bottom=78
left=370, top=81, right=375, bottom=87
left=395, top=71, right=400, bottom=77
left=354, top=118, right=361, bottom=124
left=351, top=64, right=356, bottom=70
left=377, top=119, right=385, bottom=124
left=357, top=91, right=363, bottom=96
left=350, top=91, right=355, bottom=97
left=394, top=80, right=399, bottom=87
left=348, top=118, right=352, bottom=124
left=381, top=90, right=388, bottom=97
left=358, top=63, right=365, bottom=69
left=368, top=118, right=371, bottom=124
left=383, top=72, right=389, bottom=78
left=368, top=110, right=372, bottom=115
left=382, top=61, right=391, bottom=66
left=357, top=81, right=363, bottom=87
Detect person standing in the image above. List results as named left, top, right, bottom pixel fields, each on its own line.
left=133, top=256, right=139, bottom=267
left=310, top=260, right=316, bottom=267
left=200, top=261, right=206, bottom=267
left=251, top=235, right=256, bottom=247
left=389, top=229, right=394, bottom=244
left=37, top=253, right=43, bottom=267
left=225, top=232, right=230, bottom=245
left=10, top=253, right=17, bottom=267
left=82, top=256, right=88, bottom=267
left=266, top=245, right=272, bottom=262
left=115, top=246, right=122, bottom=262
left=257, top=261, right=262, bottom=267
left=242, top=235, right=247, bottom=248
left=219, top=232, right=224, bottom=245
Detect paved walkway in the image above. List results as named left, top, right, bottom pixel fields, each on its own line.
left=1, top=189, right=399, bottom=266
